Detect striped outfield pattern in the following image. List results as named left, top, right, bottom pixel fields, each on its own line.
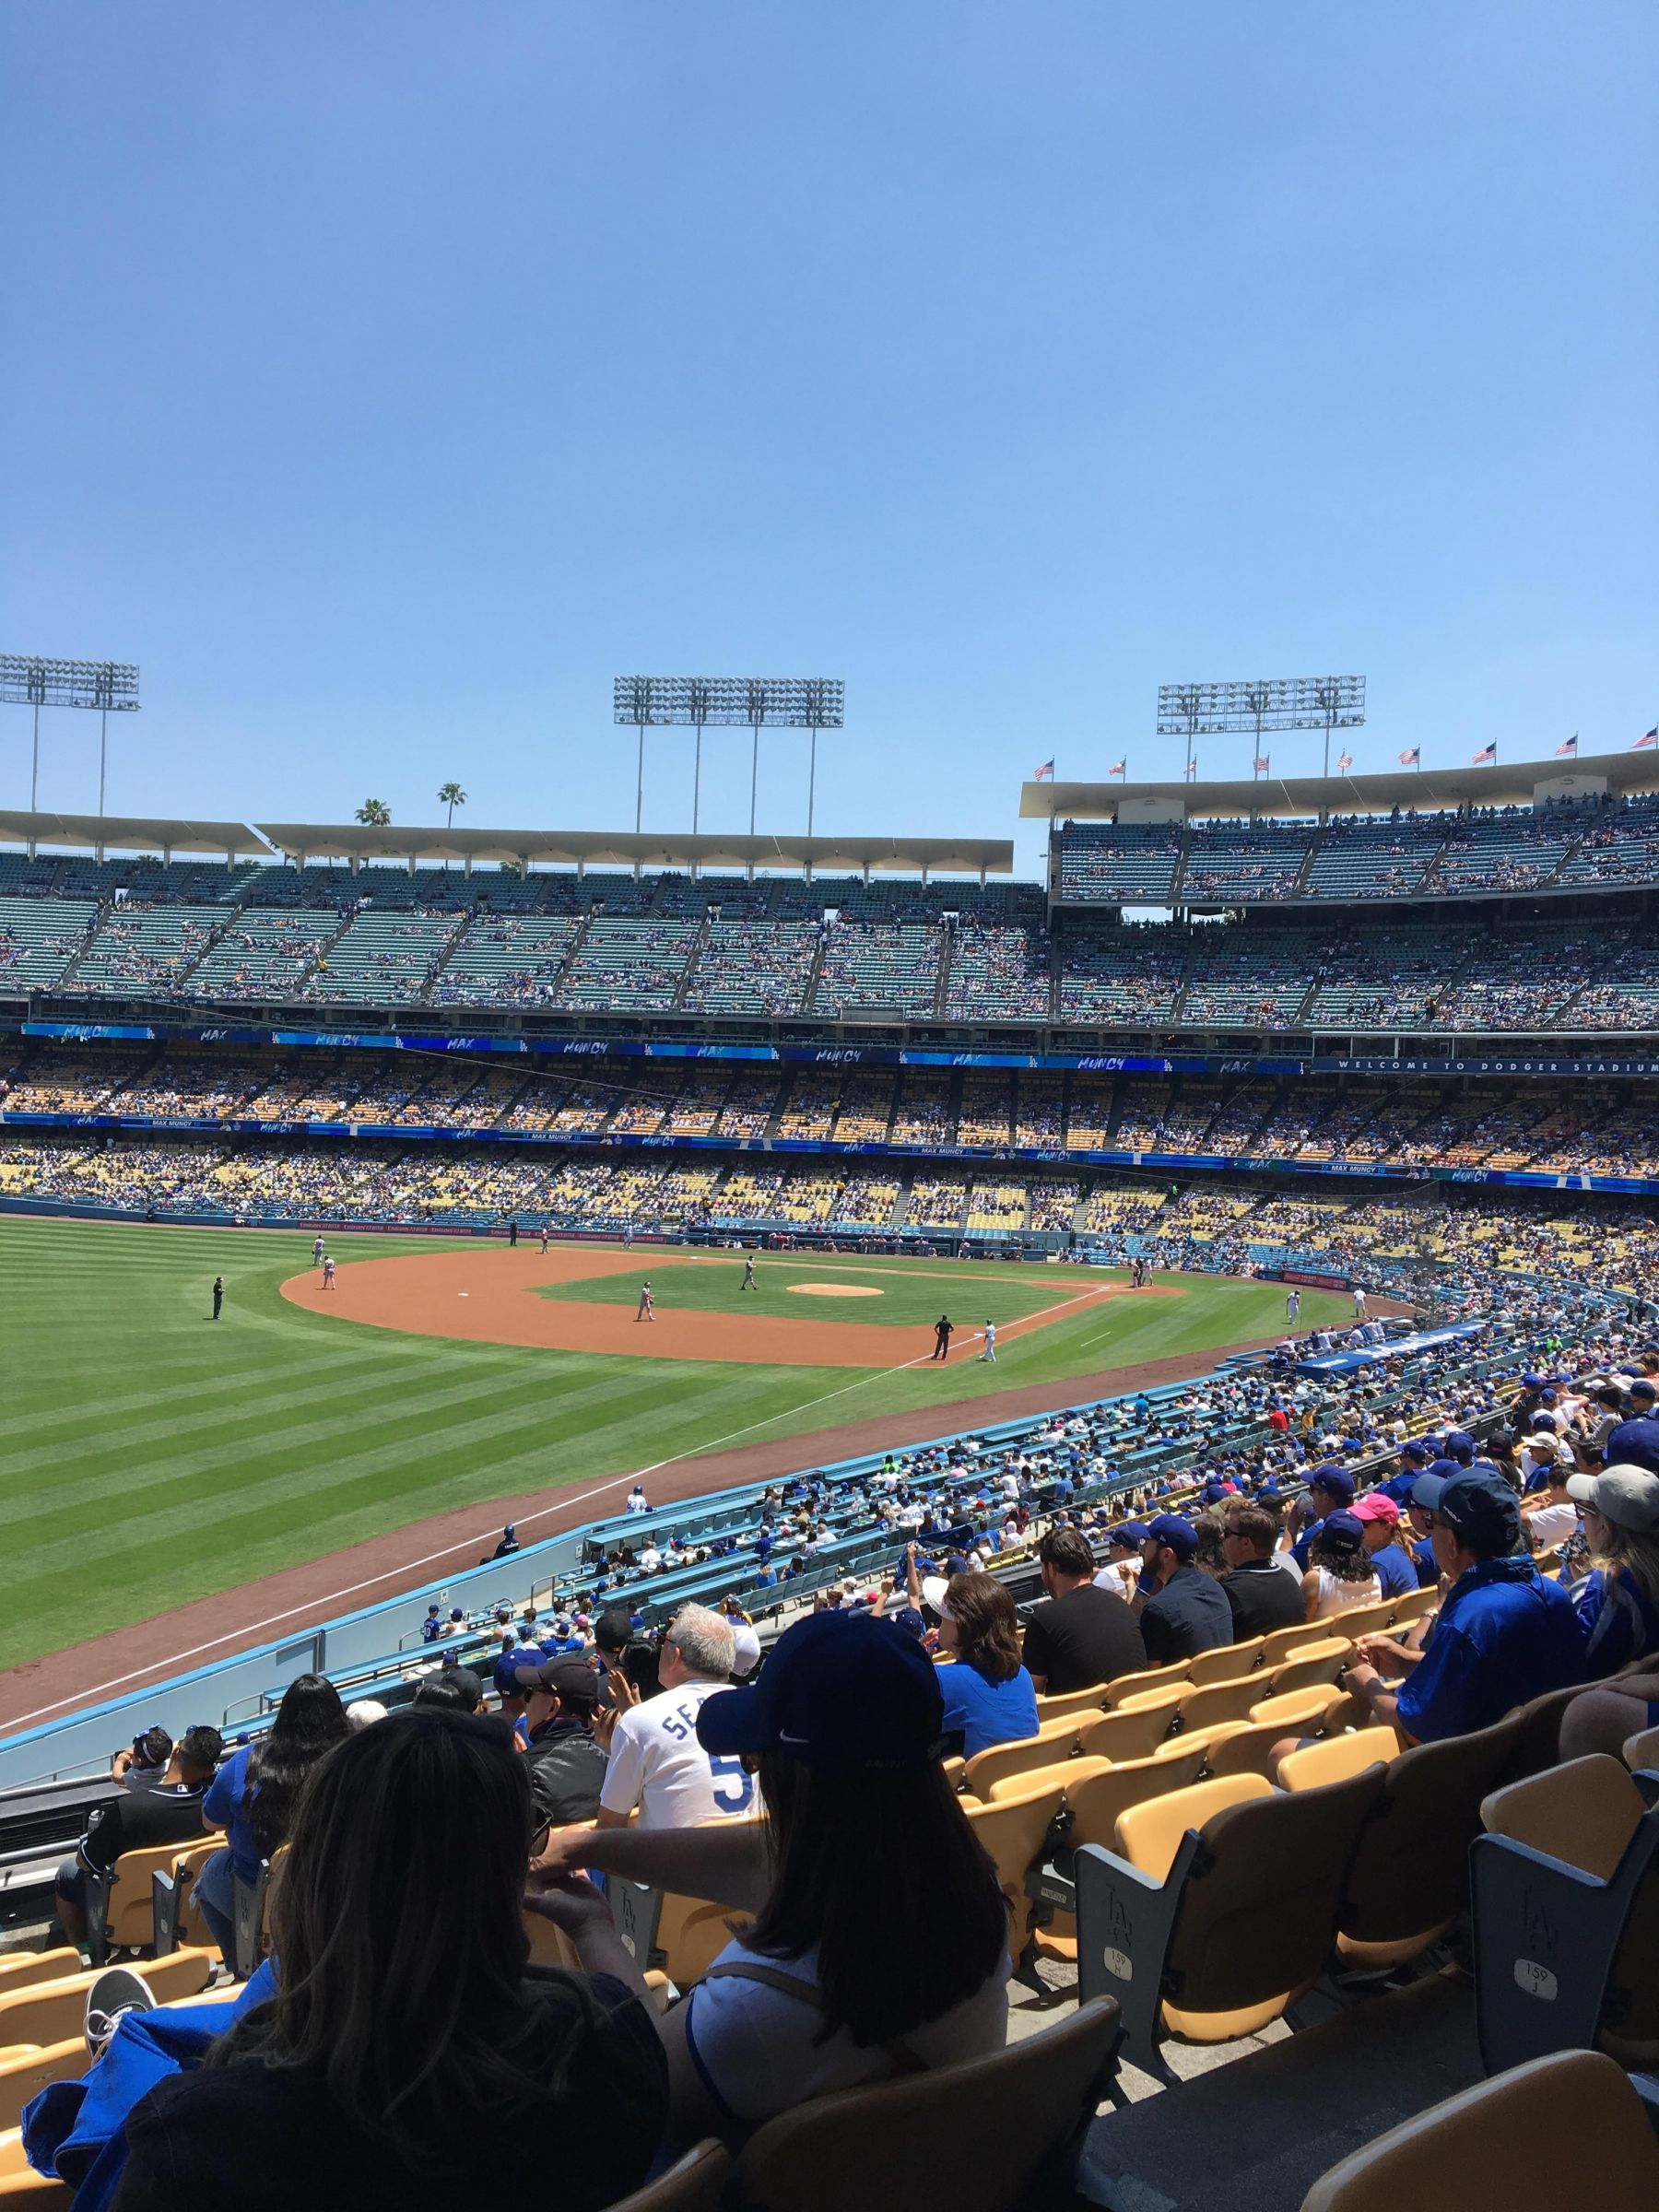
left=0, top=1218, right=1347, bottom=1675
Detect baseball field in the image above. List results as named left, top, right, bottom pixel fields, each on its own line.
left=3, top=1215, right=1352, bottom=1680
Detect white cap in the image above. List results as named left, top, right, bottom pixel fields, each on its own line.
left=730, top=1624, right=762, bottom=1679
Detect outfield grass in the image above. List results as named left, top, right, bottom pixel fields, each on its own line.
left=0, top=1217, right=1348, bottom=1675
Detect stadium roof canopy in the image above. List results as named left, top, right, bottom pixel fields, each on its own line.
left=253, top=825, right=1016, bottom=879
left=0, top=809, right=274, bottom=858
left=1019, top=747, right=1659, bottom=822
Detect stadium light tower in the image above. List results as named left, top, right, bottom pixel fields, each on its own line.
left=2, top=653, right=141, bottom=814
left=1157, top=676, right=1365, bottom=779
left=614, top=676, right=844, bottom=837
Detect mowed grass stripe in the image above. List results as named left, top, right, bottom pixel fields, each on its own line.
left=0, top=1218, right=1351, bottom=1674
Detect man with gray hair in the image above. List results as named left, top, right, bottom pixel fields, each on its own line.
left=594, top=1604, right=751, bottom=1830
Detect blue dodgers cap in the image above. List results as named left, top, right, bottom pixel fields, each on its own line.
left=1522, top=1374, right=1546, bottom=1389
left=696, top=1610, right=945, bottom=1771
left=1109, top=1521, right=1151, bottom=1548
left=1412, top=1466, right=1520, bottom=1554
left=1308, top=1463, right=1356, bottom=1505
left=1321, top=1509, right=1365, bottom=1547
left=1410, top=1457, right=1465, bottom=1512
left=1400, top=1439, right=1434, bottom=1465
left=1146, top=1513, right=1199, bottom=1561
left=1605, top=1418, right=1659, bottom=1477
left=1444, top=1430, right=1477, bottom=1465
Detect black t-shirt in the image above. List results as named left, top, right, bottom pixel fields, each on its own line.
left=79, top=1781, right=210, bottom=1877
left=1020, top=1585, right=1146, bottom=1694
left=111, top=1970, right=668, bottom=2212
left=1221, top=1559, right=1306, bottom=1640
left=1140, top=1566, right=1237, bottom=1665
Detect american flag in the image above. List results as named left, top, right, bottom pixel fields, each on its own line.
left=1471, top=743, right=1497, bottom=765
left=1398, top=747, right=1420, bottom=767
left=1108, top=759, right=1126, bottom=779
left=1032, top=759, right=1054, bottom=781
left=1337, top=752, right=1353, bottom=772
left=1183, top=759, right=1198, bottom=780
left=1253, top=755, right=1270, bottom=773
left=1635, top=728, right=1659, bottom=751
left=1556, top=735, right=1579, bottom=758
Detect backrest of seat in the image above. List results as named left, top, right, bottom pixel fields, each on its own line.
left=0, top=2163, right=72, bottom=2203
left=1201, top=1720, right=1310, bottom=1780
left=1033, top=1684, right=1112, bottom=1724
left=963, top=1716, right=1080, bottom=1799
left=0, top=2041, right=85, bottom=2135
left=963, top=1783, right=1067, bottom=1929
left=1265, top=1641, right=1353, bottom=1698
left=1624, top=1724, right=1659, bottom=1773
left=0, top=1976, right=93, bottom=2055
left=0, top=1955, right=78, bottom=1997
left=1248, top=1686, right=1338, bottom=1729
left=1077, top=1697, right=1182, bottom=1761
left=1186, top=1637, right=1265, bottom=1687
left=1479, top=1755, right=1646, bottom=1882
left=107, top=1841, right=198, bottom=1948
left=1064, top=1744, right=1208, bottom=1849
left=606, top=2139, right=732, bottom=2212
left=736, top=1998, right=1121, bottom=2212
left=1387, top=1587, right=1439, bottom=1627
left=1257, top=1620, right=1332, bottom=1668
left=1105, top=1658, right=1192, bottom=1708
left=987, top=1754, right=1112, bottom=1805
left=1174, top=1677, right=1265, bottom=1733
left=1299, top=2048, right=1659, bottom=2212
left=1502, top=1683, right=1590, bottom=1780
left=1339, top=1712, right=1523, bottom=1945
left=1113, top=1775, right=1274, bottom=1882
left=1280, top=1733, right=1397, bottom=1792
left=1322, top=1599, right=1395, bottom=1641
left=1159, top=1767, right=1386, bottom=2018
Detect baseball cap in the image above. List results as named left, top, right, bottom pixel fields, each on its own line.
left=1353, top=1492, right=1402, bottom=1526
left=697, top=1611, right=945, bottom=1771
left=1444, top=1430, right=1477, bottom=1465
left=513, top=1655, right=600, bottom=1714
left=1321, top=1509, right=1365, bottom=1547
left=730, top=1624, right=762, bottom=1679
left=1530, top=1410, right=1559, bottom=1431
left=1631, top=1380, right=1658, bottom=1404
left=1604, top=1418, right=1659, bottom=1477
left=1522, top=1373, right=1546, bottom=1389
left=1308, top=1464, right=1356, bottom=1505
left=1565, top=1465, right=1659, bottom=1535
left=1146, top=1513, right=1198, bottom=1561
left=1411, top=1467, right=1520, bottom=1556
left=1400, top=1439, right=1434, bottom=1465
left=1109, top=1521, right=1151, bottom=1549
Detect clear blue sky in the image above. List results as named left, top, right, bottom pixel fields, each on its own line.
left=4, top=2, right=1654, bottom=878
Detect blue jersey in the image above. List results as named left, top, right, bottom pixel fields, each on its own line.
left=1396, top=1558, right=1584, bottom=1743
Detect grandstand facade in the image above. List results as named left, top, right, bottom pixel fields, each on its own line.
left=4, top=759, right=1659, bottom=1265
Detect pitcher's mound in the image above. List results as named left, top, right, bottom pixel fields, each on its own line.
left=787, top=1282, right=884, bottom=1298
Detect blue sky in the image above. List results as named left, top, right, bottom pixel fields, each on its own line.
left=3, top=2, right=1654, bottom=877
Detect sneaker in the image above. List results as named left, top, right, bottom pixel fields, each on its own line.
left=85, top=1966, right=156, bottom=2058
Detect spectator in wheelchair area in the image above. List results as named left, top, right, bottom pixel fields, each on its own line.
left=935, top=1571, right=1039, bottom=1758
left=111, top=1724, right=174, bottom=1794
left=56, top=1725, right=224, bottom=1950
left=112, top=1709, right=668, bottom=2208
left=528, top=1609, right=1009, bottom=2151
left=193, top=1673, right=349, bottom=1962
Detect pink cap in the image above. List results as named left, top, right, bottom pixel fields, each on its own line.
left=1352, top=1492, right=1401, bottom=1525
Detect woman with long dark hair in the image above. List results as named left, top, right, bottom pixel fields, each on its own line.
left=113, top=1708, right=666, bottom=2206
left=194, top=1671, right=348, bottom=1960
left=1302, top=1509, right=1382, bottom=1620
left=531, top=1608, right=1010, bottom=2147
left=935, top=1571, right=1038, bottom=1758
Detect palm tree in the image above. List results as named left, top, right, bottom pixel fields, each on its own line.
left=438, top=782, right=467, bottom=830
left=355, top=799, right=392, bottom=826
